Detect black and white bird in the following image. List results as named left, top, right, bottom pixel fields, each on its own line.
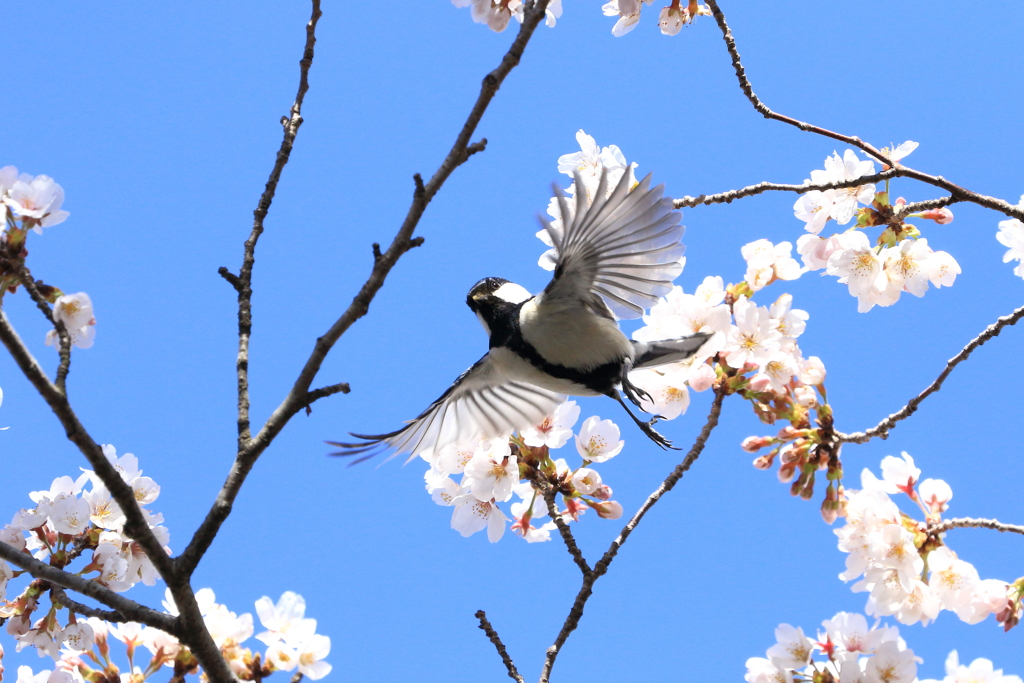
left=331, top=169, right=710, bottom=464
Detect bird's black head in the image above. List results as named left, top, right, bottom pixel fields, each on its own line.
left=466, top=277, right=532, bottom=339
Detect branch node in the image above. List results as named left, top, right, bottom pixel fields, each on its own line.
left=218, top=267, right=243, bottom=291
left=413, top=173, right=426, bottom=200
left=408, top=236, right=425, bottom=250
left=372, top=243, right=382, bottom=261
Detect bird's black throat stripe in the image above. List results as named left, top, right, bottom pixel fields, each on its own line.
left=486, top=299, right=623, bottom=395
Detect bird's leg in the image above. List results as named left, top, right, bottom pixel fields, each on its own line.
left=619, top=358, right=654, bottom=409
left=607, top=388, right=679, bottom=450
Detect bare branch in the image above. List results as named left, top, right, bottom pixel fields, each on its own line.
left=475, top=610, right=525, bottom=683
left=0, top=541, right=177, bottom=633
left=838, top=303, right=1024, bottom=444
left=539, top=389, right=726, bottom=683
left=930, top=517, right=1024, bottom=537
left=176, top=0, right=553, bottom=580
left=702, top=0, right=1024, bottom=223
left=540, top=486, right=591, bottom=576
left=228, top=0, right=323, bottom=451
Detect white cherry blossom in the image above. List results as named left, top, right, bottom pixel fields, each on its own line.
left=3, top=174, right=70, bottom=232
left=521, top=400, right=580, bottom=449
left=575, top=416, right=624, bottom=463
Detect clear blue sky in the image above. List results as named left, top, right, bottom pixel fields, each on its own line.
left=2, top=2, right=1022, bottom=681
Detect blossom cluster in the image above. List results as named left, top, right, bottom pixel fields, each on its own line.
left=422, top=401, right=627, bottom=542
left=451, top=0, right=713, bottom=36
left=544, top=133, right=838, bottom=512
left=836, top=453, right=1023, bottom=629
left=6, top=590, right=331, bottom=683
left=2, top=446, right=170, bottom=658
left=0, top=165, right=96, bottom=350
left=792, top=147, right=960, bottom=312
left=745, top=611, right=1021, bottom=683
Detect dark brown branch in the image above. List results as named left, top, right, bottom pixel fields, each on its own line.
left=0, top=541, right=177, bottom=633
left=228, top=1, right=323, bottom=451
left=217, top=267, right=243, bottom=292
left=541, top=486, right=590, bottom=576
left=930, top=517, right=1024, bottom=537
left=475, top=610, right=525, bottom=683
left=838, top=303, right=1024, bottom=444
left=539, top=389, right=726, bottom=683
left=702, top=0, right=1024, bottom=223
left=176, top=0, right=553, bottom=581
left=50, top=586, right=132, bottom=623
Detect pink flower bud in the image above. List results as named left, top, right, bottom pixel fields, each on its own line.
left=820, top=499, right=839, bottom=524
left=688, top=364, right=717, bottom=392
left=741, top=435, right=771, bottom=453
left=593, top=484, right=613, bottom=501
left=777, top=462, right=797, bottom=483
left=894, top=197, right=907, bottom=208
left=748, top=373, right=772, bottom=393
left=752, top=455, right=772, bottom=470
left=590, top=500, right=623, bottom=520
left=921, top=207, right=954, bottom=224
left=776, top=426, right=801, bottom=440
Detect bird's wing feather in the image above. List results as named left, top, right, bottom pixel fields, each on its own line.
left=542, top=169, right=685, bottom=319
left=329, top=353, right=565, bottom=465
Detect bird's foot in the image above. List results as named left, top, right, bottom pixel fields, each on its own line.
left=638, top=420, right=678, bottom=451
left=621, top=374, right=653, bottom=409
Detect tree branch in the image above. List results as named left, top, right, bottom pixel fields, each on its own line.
left=0, top=541, right=177, bottom=633
left=541, top=486, right=591, bottom=576
left=475, top=610, right=525, bottom=683
left=226, top=0, right=322, bottom=452
left=701, top=0, right=1024, bottom=223
left=50, top=586, right=134, bottom=623
left=930, top=517, right=1024, bottom=537
left=838, top=303, right=1024, bottom=444
left=176, top=0, right=553, bottom=580
left=539, top=388, right=726, bottom=683
left=11, top=263, right=72, bottom=392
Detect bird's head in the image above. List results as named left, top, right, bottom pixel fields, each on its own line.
left=466, top=277, right=532, bottom=336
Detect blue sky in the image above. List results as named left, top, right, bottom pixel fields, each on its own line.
left=2, top=1, right=1022, bottom=681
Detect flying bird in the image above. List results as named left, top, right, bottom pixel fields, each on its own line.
left=331, top=169, right=710, bottom=464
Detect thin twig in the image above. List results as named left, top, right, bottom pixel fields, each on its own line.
left=0, top=541, right=177, bottom=633
left=675, top=171, right=899, bottom=209
left=11, top=264, right=72, bottom=391
left=701, top=0, right=1024, bottom=223
left=50, top=586, right=132, bottom=623
left=176, top=0, right=553, bottom=580
left=539, top=389, right=726, bottom=683
left=227, top=0, right=323, bottom=451
left=475, top=610, right=525, bottom=683
left=838, top=303, right=1024, bottom=443
left=930, top=517, right=1024, bottom=537
left=541, top=486, right=591, bottom=576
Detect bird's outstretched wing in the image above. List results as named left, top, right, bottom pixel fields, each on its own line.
left=542, top=169, right=685, bottom=319
left=329, top=353, right=565, bottom=465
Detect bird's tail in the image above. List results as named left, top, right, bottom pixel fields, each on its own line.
left=631, top=332, right=713, bottom=369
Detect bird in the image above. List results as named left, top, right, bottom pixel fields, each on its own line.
left=330, top=168, right=711, bottom=464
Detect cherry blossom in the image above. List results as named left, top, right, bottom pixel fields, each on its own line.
left=919, top=651, right=1023, bottom=683
left=996, top=212, right=1024, bottom=279
left=2, top=173, right=70, bottom=233
left=255, top=592, right=316, bottom=648
left=45, top=293, right=96, bottom=350
left=464, top=437, right=518, bottom=502
left=521, top=400, right=580, bottom=448
left=575, top=416, right=624, bottom=463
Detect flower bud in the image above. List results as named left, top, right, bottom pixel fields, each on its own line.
left=592, top=484, right=613, bottom=501
left=741, top=435, right=772, bottom=453
left=590, top=500, right=623, bottom=520
left=752, top=454, right=773, bottom=470
left=920, top=208, right=954, bottom=224
left=794, top=385, right=817, bottom=407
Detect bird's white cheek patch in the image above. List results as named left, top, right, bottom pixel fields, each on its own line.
left=493, top=282, right=532, bottom=304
